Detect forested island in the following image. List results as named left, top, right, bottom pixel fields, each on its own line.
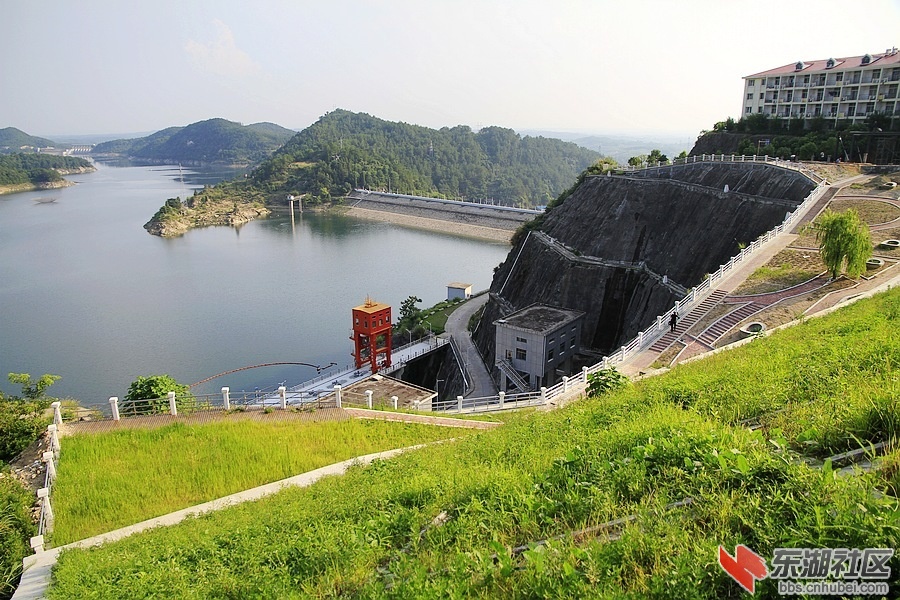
left=144, top=110, right=601, bottom=236
left=93, top=118, right=295, bottom=166
left=0, top=154, right=94, bottom=195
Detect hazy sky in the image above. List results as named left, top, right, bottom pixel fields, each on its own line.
left=3, top=0, right=898, bottom=139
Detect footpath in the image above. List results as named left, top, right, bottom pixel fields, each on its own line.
left=620, top=172, right=899, bottom=376
left=12, top=412, right=497, bottom=600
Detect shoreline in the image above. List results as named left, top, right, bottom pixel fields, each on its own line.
left=341, top=205, right=514, bottom=243
left=0, top=179, right=76, bottom=196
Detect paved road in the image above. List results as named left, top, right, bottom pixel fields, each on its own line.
left=443, top=293, right=498, bottom=398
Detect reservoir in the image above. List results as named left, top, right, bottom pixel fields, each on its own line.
left=0, top=162, right=510, bottom=405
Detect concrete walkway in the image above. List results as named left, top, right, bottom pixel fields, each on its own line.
left=442, top=293, right=498, bottom=398
left=620, top=172, right=878, bottom=376
left=14, top=407, right=499, bottom=600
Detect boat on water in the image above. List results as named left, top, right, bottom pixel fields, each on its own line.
left=33, top=197, right=58, bottom=203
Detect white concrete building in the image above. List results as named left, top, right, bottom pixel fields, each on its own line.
left=447, top=282, right=472, bottom=300
left=494, top=304, right=584, bottom=393
left=742, top=48, right=900, bottom=126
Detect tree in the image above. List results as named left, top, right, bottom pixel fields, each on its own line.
left=123, top=374, right=193, bottom=415
left=627, top=154, right=647, bottom=167
left=398, top=295, right=423, bottom=330
left=647, top=149, right=668, bottom=164
left=0, top=373, right=59, bottom=462
left=812, top=209, right=872, bottom=279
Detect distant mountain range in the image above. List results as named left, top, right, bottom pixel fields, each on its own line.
left=92, top=118, right=296, bottom=165
left=0, top=127, right=62, bottom=152
left=520, top=130, right=693, bottom=164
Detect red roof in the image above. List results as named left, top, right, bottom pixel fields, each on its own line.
left=745, top=49, right=900, bottom=78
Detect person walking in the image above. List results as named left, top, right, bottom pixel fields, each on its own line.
left=669, top=311, right=678, bottom=334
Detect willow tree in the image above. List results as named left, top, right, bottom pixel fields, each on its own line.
left=813, top=209, right=872, bottom=279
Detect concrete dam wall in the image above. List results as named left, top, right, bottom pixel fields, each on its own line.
left=345, top=191, right=536, bottom=231
left=474, top=163, right=815, bottom=360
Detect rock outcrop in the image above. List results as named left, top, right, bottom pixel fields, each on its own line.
left=473, top=163, right=815, bottom=365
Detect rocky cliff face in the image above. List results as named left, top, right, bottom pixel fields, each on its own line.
left=473, top=163, right=815, bottom=363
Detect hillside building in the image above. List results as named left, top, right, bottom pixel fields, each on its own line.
left=742, top=48, right=900, bottom=127
left=494, top=304, right=584, bottom=393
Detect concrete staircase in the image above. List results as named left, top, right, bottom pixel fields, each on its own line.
left=697, top=302, right=766, bottom=346
left=648, top=290, right=727, bottom=354
left=496, top=358, right=532, bottom=392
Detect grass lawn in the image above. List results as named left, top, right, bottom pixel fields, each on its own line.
left=731, top=249, right=823, bottom=295
left=50, top=418, right=468, bottom=545
left=49, top=288, right=900, bottom=598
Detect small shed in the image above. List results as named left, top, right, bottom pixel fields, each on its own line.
left=447, top=282, right=472, bottom=300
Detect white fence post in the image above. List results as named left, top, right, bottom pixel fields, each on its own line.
left=540, top=387, right=548, bottom=404
left=365, top=390, right=373, bottom=409
left=51, top=401, right=62, bottom=426
left=498, top=391, right=505, bottom=409
left=457, top=395, right=464, bottom=411
left=278, top=386, right=287, bottom=409
left=42, top=451, right=56, bottom=483
left=30, top=535, right=44, bottom=554
left=334, top=385, right=343, bottom=408
left=47, top=424, right=60, bottom=458
left=109, top=396, right=120, bottom=421
left=221, top=387, right=231, bottom=411
left=582, top=366, right=589, bottom=383
left=391, top=396, right=398, bottom=410
left=563, top=376, right=570, bottom=391
left=37, top=488, right=53, bottom=531
left=168, top=392, right=177, bottom=416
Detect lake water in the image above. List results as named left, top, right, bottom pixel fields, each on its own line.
left=0, top=162, right=509, bottom=405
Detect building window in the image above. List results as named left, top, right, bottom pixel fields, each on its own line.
left=759, top=92, right=764, bottom=99
left=757, top=107, right=763, bottom=113
left=547, top=349, right=555, bottom=361
left=748, top=79, right=755, bottom=86
left=516, top=348, right=526, bottom=360
left=746, top=93, right=753, bottom=100
left=570, top=338, right=576, bottom=348
left=516, top=336, right=527, bottom=344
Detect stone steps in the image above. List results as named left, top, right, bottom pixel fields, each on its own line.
left=698, top=302, right=765, bottom=346
left=648, top=290, right=727, bottom=353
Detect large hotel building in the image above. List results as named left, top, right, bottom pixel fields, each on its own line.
left=742, top=48, right=900, bottom=126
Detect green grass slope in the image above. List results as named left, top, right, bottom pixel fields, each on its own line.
left=49, top=418, right=466, bottom=545
left=49, top=288, right=899, bottom=598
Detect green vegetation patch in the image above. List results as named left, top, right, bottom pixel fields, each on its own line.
left=731, top=249, right=823, bottom=295
left=50, top=418, right=465, bottom=545
left=0, top=474, right=34, bottom=600
left=49, top=289, right=900, bottom=597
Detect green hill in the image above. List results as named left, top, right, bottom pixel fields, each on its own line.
left=143, top=110, right=604, bottom=236
left=0, top=153, right=93, bottom=188
left=47, top=286, right=900, bottom=597
left=0, top=127, right=59, bottom=152
left=92, top=119, right=295, bottom=165
left=251, top=109, right=602, bottom=206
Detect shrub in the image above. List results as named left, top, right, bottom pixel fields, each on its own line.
left=122, top=374, right=193, bottom=415
left=586, top=368, right=630, bottom=397
left=0, top=475, right=34, bottom=600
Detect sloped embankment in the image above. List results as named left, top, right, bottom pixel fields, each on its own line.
left=474, top=163, right=815, bottom=362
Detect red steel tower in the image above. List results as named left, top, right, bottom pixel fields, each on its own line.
left=351, top=298, right=392, bottom=372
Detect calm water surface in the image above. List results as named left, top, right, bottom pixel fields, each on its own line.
left=0, top=162, right=509, bottom=404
